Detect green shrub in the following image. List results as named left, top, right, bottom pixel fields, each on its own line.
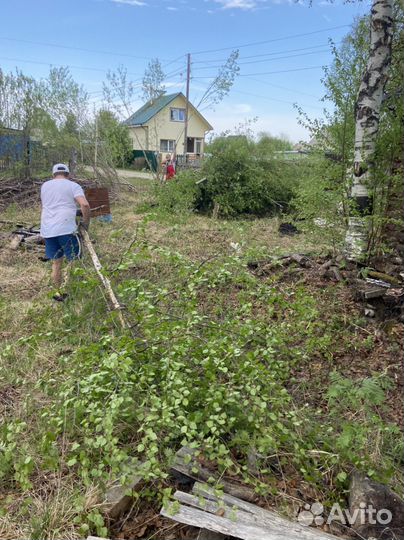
left=155, top=171, right=200, bottom=213
left=200, top=136, right=296, bottom=217
left=291, top=154, right=346, bottom=249
left=155, top=137, right=298, bottom=218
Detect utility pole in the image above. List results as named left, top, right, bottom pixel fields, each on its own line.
left=183, top=53, right=191, bottom=161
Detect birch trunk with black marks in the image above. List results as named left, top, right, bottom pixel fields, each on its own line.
left=345, top=0, right=393, bottom=260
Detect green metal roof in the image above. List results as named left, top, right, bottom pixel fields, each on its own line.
left=124, top=93, right=182, bottom=126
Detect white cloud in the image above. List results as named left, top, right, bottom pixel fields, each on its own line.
left=111, top=0, right=147, bottom=6
left=166, top=5, right=178, bottom=9
left=214, top=0, right=257, bottom=9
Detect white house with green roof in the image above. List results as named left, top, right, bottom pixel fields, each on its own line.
left=124, top=92, right=213, bottom=157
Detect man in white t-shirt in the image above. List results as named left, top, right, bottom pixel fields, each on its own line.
left=40, top=163, right=90, bottom=301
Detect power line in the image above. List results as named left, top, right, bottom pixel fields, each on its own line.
left=243, top=77, right=321, bottom=100
left=87, top=68, right=186, bottom=99
left=192, top=65, right=325, bottom=79
left=0, top=54, right=186, bottom=98
left=164, top=66, right=186, bottom=78
left=230, top=89, right=323, bottom=110
left=192, top=42, right=339, bottom=64
left=190, top=24, right=350, bottom=55
left=164, top=54, right=187, bottom=69
left=0, top=55, right=143, bottom=77
left=0, top=35, right=178, bottom=63
left=192, top=49, right=331, bottom=71
left=88, top=71, right=186, bottom=106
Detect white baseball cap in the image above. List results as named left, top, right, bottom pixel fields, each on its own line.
left=52, top=163, right=70, bottom=175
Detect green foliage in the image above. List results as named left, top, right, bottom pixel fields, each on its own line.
left=1, top=237, right=401, bottom=520
left=158, top=136, right=297, bottom=218
left=256, top=132, right=293, bottom=153
left=198, top=50, right=240, bottom=108
left=1, top=194, right=402, bottom=537
left=155, top=171, right=200, bottom=213
left=141, top=58, right=166, bottom=103
left=294, top=12, right=404, bottom=254
left=293, top=18, right=371, bottom=238
left=0, top=66, right=89, bottom=177
left=327, top=371, right=390, bottom=409
left=326, top=371, right=402, bottom=475
left=292, top=154, right=346, bottom=249
left=0, top=66, right=88, bottom=134
left=201, top=136, right=297, bottom=216
left=96, top=109, right=132, bottom=168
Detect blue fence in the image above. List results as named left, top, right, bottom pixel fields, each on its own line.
left=0, top=132, right=28, bottom=171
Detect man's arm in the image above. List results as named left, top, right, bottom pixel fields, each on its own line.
left=75, top=195, right=91, bottom=229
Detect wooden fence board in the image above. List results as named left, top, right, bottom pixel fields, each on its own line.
left=161, top=482, right=340, bottom=540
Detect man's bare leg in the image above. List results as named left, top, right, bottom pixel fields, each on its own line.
left=51, top=258, right=63, bottom=289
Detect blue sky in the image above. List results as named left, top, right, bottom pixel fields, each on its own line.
left=1, top=0, right=370, bottom=141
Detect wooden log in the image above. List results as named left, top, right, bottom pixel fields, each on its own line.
left=367, top=270, right=401, bottom=286
left=364, top=287, right=387, bottom=300
left=80, top=228, right=127, bottom=329
left=318, top=260, right=333, bottom=276
left=104, top=471, right=142, bottom=519
left=329, top=266, right=342, bottom=282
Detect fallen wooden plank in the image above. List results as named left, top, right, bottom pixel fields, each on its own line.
left=163, top=486, right=339, bottom=540
left=171, top=447, right=257, bottom=503
left=175, top=490, right=270, bottom=530
left=192, top=482, right=287, bottom=527
left=192, top=483, right=337, bottom=537
left=161, top=503, right=274, bottom=540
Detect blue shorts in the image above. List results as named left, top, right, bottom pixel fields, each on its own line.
left=44, top=234, right=81, bottom=261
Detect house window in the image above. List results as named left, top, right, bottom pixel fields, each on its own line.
left=160, top=139, right=176, bottom=153
left=195, top=138, right=203, bottom=155
left=170, top=108, right=186, bottom=122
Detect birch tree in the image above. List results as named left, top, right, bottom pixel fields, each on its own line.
left=142, top=58, right=166, bottom=103
left=345, top=0, right=394, bottom=260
